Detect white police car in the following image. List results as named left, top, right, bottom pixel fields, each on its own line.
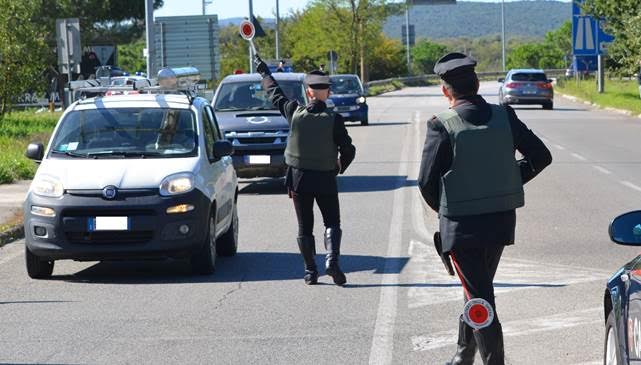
left=23, top=67, right=239, bottom=279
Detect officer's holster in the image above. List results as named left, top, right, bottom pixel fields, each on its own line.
left=434, top=231, right=455, bottom=276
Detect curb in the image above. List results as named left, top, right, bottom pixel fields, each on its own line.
left=558, top=93, right=641, bottom=119
left=0, top=224, right=24, bottom=247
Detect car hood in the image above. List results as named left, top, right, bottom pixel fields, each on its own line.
left=330, top=94, right=360, bottom=106
left=215, top=111, right=289, bottom=132
left=34, top=157, right=200, bottom=190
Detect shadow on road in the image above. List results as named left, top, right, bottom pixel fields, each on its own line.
left=338, top=175, right=417, bottom=193
left=0, top=300, right=75, bottom=305
left=239, top=178, right=287, bottom=195
left=347, top=122, right=409, bottom=127
left=510, top=106, right=587, bottom=112
left=47, top=252, right=409, bottom=285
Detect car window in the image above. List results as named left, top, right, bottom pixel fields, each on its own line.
left=202, top=109, right=217, bottom=160
left=204, top=106, right=221, bottom=140
left=330, top=76, right=363, bottom=95
left=214, top=80, right=306, bottom=111
left=49, top=108, right=197, bottom=158
left=511, top=73, right=548, bottom=82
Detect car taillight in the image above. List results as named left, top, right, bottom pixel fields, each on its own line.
left=505, top=82, right=519, bottom=88
left=538, top=82, right=553, bottom=89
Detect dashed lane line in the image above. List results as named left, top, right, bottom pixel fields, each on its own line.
left=621, top=180, right=641, bottom=193
left=592, top=165, right=612, bottom=175
left=368, top=116, right=412, bottom=365
left=571, top=153, right=587, bottom=161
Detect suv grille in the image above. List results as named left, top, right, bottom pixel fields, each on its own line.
left=225, top=130, right=288, bottom=146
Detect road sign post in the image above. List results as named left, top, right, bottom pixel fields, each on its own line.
left=327, top=50, right=338, bottom=74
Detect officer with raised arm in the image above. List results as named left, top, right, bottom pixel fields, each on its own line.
left=254, top=55, right=356, bottom=286
left=418, top=53, right=552, bottom=365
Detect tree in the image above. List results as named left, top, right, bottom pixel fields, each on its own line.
left=117, top=38, right=146, bottom=74
left=411, top=40, right=448, bottom=74
left=0, top=0, right=48, bottom=116
left=582, top=0, right=641, bottom=75
left=368, top=36, right=405, bottom=80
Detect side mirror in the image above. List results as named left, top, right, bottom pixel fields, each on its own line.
left=25, top=143, right=44, bottom=162
left=609, top=211, right=641, bottom=245
left=498, top=78, right=505, bottom=83
left=213, top=140, right=233, bottom=159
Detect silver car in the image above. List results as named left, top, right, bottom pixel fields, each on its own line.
left=498, top=69, right=554, bottom=110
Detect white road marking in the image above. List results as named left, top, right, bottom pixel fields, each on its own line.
left=412, top=307, right=601, bottom=352
left=592, top=165, right=612, bottom=175
left=0, top=241, right=23, bottom=266
left=553, top=144, right=566, bottom=150
left=621, top=180, right=641, bottom=193
left=571, top=153, right=587, bottom=161
left=368, top=119, right=412, bottom=365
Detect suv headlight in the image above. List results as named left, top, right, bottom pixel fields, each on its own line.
left=160, top=173, right=194, bottom=196
left=357, top=96, right=366, bottom=104
left=32, top=175, right=64, bottom=198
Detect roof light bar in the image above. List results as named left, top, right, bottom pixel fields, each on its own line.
left=157, top=67, right=200, bottom=91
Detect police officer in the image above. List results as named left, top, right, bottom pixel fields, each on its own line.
left=418, top=53, right=552, bottom=365
left=254, top=56, right=356, bottom=286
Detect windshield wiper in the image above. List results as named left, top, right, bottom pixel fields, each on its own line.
left=85, top=151, right=165, bottom=158
left=51, top=150, right=89, bottom=158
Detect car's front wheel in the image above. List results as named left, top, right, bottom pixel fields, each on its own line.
left=543, top=101, right=553, bottom=110
left=361, top=117, right=369, bottom=126
left=604, top=311, right=620, bottom=365
left=190, top=212, right=217, bottom=275
left=25, top=246, right=54, bottom=279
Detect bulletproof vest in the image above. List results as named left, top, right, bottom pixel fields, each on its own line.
left=437, top=104, right=524, bottom=217
left=285, top=106, right=338, bottom=171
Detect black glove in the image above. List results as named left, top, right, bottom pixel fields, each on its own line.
left=254, top=55, right=271, bottom=77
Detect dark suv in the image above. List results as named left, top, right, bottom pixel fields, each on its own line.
left=212, top=73, right=307, bottom=178
left=498, top=69, right=554, bottom=110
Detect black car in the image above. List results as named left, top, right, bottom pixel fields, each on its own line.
left=604, top=210, right=641, bottom=364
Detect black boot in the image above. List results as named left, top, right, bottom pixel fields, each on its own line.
left=474, top=321, right=504, bottom=365
left=445, top=316, right=477, bottom=365
left=324, top=227, right=346, bottom=286
left=297, top=236, right=318, bottom=285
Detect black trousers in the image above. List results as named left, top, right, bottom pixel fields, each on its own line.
left=291, top=191, right=340, bottom=236
left=450, top=245, right=505, bottom=365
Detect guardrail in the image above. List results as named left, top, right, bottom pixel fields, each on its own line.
left=365, top=69, right=567, bottom=88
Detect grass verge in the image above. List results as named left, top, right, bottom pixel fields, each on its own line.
left=556, top=78, right=641, bottom=115
left=367, top=78, right=433, bottom=97
left=0, top=111, right=59, bottom=184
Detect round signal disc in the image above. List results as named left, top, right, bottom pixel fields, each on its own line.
left=463, top=298, right=494, bottom=330
left=239, top=20, right=255, bottom=40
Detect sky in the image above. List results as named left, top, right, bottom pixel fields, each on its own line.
left=154, top=0, right=571, bottom=20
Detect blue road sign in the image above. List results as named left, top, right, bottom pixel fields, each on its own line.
left=572, top=0, right=614, bottom=56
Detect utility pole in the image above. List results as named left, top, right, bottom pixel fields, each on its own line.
left=275, top=0, right=280, bottom=60
left=501, top=0, right=506, bottom=72
left=249, top=0, right=255, bottom=73
left=405, top=1, right=411, bottom=76
left=145, top=0, right=154, bottom=77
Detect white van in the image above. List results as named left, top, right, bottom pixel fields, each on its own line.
left=23, top=68, right=239, bottom=279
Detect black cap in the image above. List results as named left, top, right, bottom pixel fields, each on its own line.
left=304, top=70, right=331, bottom=89
left=433, top=52, right=477, bottom=81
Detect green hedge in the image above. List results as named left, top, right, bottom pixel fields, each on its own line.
left=556, top=78, right=641, bottom=115
left=0, top=111, right=60, bottom=184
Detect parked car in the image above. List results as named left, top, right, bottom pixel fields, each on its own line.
left=604, top=210, right=641, bottom=364
left=212, top=72, right=307, bottom=178
left=498, top=69, right=554, bottom=110
left=23, top=67, right=239, bottom=279
left=329, top=74, right=369, bottom=126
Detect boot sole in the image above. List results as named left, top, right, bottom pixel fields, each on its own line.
left=326, top=267, right=346, bottom=286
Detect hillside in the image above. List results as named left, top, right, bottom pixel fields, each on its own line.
left=383, top=0, right=570, bottom=40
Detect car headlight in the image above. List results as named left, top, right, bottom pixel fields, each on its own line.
left=32, top=175, right=64, bottom=198
left=160, top=173, right=194, bottom=196
left=357, top=96, right=366, bottom=104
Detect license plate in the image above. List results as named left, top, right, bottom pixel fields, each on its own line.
left=89, top=216, right=129, bottom=231
left=248, top=155, right=270, bottom=165
left=523, top=88, right=537, bottom=94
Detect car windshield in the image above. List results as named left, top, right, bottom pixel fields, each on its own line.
left=49, top=108, right=197, bottom=159
left=511, top=73, right=548, bottom=82
left=330, top=76, right=363, bottom=95
left=214, top=81, right=306, bottom=111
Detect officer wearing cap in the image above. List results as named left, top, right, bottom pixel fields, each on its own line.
left=254, top=55, right=356, bottom=286
left=418, top=53, right=552, bottom=365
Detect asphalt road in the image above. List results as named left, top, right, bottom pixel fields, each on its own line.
left=2, top=82, right=641, bottom=364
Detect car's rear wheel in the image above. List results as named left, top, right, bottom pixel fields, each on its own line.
left=361, top=117, right=369, bottom=126
left=190, top=213, right=217, bottom=275
left=543, top=101, right=553, bottom=110
left=217, top=202, right=238, bottom=257
left=604, top=311, right=619, bottom=365
left=25, top=246, right=54, bottom=279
